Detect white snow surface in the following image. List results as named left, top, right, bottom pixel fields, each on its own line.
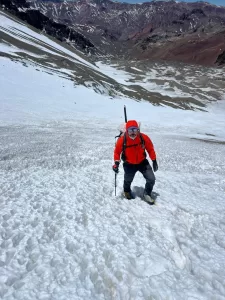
left=1, top=24, right=225, bottom=300
left=0, top=12, right=97, bottom=69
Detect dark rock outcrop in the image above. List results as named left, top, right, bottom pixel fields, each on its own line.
left=216, top=50, right=225, bottom=66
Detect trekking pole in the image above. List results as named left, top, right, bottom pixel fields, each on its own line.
left=114, top=105, right=128, bottom=197
left=115, top=173, right=117, bottom=196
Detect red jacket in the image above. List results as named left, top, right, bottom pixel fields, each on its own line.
left=114, top=132, right=156, bottom=164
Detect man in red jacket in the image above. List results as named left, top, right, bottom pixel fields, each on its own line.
left=112, top=120, right=158, bottom=204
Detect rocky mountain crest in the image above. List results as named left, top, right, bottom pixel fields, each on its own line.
left=1, top=0, right=225, bottom=66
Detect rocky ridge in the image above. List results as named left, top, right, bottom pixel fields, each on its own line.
left=0, top=0, right=99, bottom=54
left=1, top=0, right=225, bottom=66
left=28, top=0, right=225, bottom=66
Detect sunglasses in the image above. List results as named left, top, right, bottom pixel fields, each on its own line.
left=127, top=127, right=139, bottom=134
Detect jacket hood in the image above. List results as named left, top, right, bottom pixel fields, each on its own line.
left=126, top=120, right=139, bottom=130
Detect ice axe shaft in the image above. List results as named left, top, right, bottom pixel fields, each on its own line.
left=124, top=105, right=127, bottom=123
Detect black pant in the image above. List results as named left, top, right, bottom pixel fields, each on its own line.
left=123, top=159, right=155, bottom=196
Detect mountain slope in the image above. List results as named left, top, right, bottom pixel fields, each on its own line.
left=29, top=0, right=225, bottom=66
left=2, top=9, right=225, bottom=110
left=1, top=26, right=225, bottom=300
left=1, top=6, right=225, bottom=300
left=0, top=0, right=99, bottom=55
left=0, top=10, right=170, bottom=106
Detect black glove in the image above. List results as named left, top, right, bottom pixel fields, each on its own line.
left=112, top=161, right=120, bottom=173
left=152, top=160, right=158, bottom=172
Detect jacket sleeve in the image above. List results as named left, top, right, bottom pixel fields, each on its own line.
left=114, top=136, right=124, bottom=162
left=143, top=134, right=156, bottom=161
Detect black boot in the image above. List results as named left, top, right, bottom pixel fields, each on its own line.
left=124, top=191, right=132, bottom=200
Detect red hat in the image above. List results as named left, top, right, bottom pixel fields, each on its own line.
left=126, top=120, right=139, bottom=130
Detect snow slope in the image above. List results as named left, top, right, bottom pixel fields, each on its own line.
left=1, top=11, right=225, bottom=300
left=0, top=11, right=95, bottom=68
left=0, top=11, right=139, bottom=103
left=2, top=10, right=225, bottom=111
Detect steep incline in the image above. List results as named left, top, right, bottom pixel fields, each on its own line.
left=1, top=8, right=225, bottom=299
left=3, top=10, right=225, bottom=110
left=1, top=58, right=225, bottom=299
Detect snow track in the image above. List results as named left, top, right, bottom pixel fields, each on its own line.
left=1, top=122, right=225, bottom=299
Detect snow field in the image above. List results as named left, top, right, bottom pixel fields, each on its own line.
left=1, top=12, right=225, bottom=298
left=0, top=121, right=225, bottom=300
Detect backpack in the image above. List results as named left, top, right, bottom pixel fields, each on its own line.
left=121, top=133, right=146, bottom=162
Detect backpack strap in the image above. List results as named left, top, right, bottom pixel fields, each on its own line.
left=140, top=133, right=145, bottom=149
left=140, top=133, right=146, bottom=158
left=123, top=133, right=127, bottom=153
left=121, top=134, right=126, bottom=161
left=115, top=131, right=123, bottom=139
